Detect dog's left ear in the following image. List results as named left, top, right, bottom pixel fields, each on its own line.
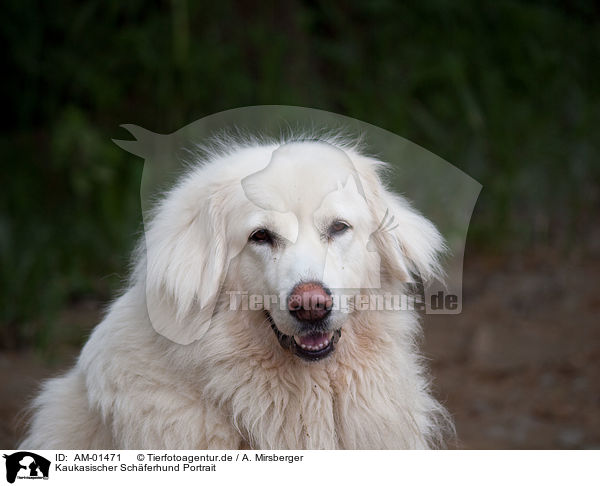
left=141, top=178, right=231, bottom=345
left=358, top=159, right=446, bottom=285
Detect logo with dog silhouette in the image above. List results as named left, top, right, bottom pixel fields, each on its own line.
left=3, top=452, right=50, bottom=483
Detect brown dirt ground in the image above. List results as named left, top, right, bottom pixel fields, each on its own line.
left=1, top=251, right=598, bottom=449
left=425, top=250, right=600, bottom=449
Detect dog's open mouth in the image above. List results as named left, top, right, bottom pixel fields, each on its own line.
left=265, top=312, right=341, bottom=361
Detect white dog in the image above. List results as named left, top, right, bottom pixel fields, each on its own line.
left=20, top=136, right=452, bottom=449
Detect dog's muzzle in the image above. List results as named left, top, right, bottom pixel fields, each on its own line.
left=265, top=311, right=341, bottom=362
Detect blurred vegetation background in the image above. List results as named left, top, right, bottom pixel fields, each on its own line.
left=1, top=0, right=599, bottom=349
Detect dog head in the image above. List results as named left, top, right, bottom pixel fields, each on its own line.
left=141, top=139, right=444, bottom=359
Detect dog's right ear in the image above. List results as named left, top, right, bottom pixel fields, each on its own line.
left=354, top=155, right=446, bottom=286
left=140, top=177, right=230, bottom=345
left=372, top=190, right=446, bottom=285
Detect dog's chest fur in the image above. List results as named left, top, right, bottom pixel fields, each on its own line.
left=195, top=312, right=434, bottom=449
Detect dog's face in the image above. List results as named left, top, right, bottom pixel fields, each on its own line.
left=143, top=140, right=444, bottom=357
left=235, top=143, right=381, bottom=360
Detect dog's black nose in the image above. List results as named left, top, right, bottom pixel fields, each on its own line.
left=288, top=282, right=332, bottom=322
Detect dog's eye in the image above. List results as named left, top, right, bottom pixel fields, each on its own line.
left=329, top=221, right=350, bottom=236
left=249, top=229, right=273, bottom=244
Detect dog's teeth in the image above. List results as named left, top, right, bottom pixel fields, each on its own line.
left=294, top=335, right=332, bottom=352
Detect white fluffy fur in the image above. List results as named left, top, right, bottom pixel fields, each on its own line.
left=20, top=136, right=452, bottom=449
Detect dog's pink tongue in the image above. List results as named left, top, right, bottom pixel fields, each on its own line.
left=297, top=333, right=330, bottom=347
